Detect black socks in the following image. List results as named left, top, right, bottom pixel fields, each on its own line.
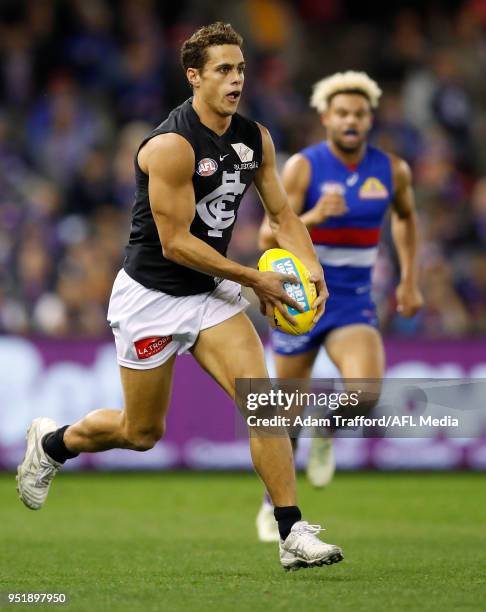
left=42, top=426, right=79, bottom=464
left=274, top=505, right=302, bottom=541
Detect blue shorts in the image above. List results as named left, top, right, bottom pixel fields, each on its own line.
left=271, top=288, right=378, bottom=356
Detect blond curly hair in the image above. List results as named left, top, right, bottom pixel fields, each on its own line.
left=310, top=71, right=382, bottom=113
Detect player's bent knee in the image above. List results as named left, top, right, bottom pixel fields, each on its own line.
left=123, top=423, right=165, bottom=451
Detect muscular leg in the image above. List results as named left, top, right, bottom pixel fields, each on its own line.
left=298, top=325, right=384, bottom=489
left=191, top=312, right=296, bottom=507
left=64, top=356, right=176, bottom=453
left=194, top=316, right=343, bottom=562
left=18, top=354, right=176, bottom=511
left=324, top=324, right=385, bottom=412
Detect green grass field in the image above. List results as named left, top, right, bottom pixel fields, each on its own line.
left=1, top=472, right=485, bottom=612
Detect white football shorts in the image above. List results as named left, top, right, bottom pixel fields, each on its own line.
left=107, top=268, right=249, bottom=369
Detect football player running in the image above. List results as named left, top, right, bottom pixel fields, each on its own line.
left=257, top=71, right=423, bottom=542
left=17, top=23, right=344, bottom=572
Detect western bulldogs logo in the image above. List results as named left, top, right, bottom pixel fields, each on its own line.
left=359, top=177, right=389, bottom=199
left=196, top=170, right=246, bottom=237
left=197, top=158, right=218, bottom=177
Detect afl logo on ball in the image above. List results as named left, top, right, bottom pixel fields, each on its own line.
left=197, top=158, right=218, bottom=176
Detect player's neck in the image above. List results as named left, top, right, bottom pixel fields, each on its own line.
left=328, top=140, right=367, bottom=168
left=192, top=96, right=232, bottom=136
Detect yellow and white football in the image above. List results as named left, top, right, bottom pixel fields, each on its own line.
left=257, top=248, right=317, bottom=335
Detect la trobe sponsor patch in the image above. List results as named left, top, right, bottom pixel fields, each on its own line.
left=134, top=336, right=172, bottom=359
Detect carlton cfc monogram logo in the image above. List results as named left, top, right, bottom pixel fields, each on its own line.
left=196, top=170, right=246, bottom=237
left=134, top=336, right=172, bottom=359
left=197, top=158, right=218, bottom=176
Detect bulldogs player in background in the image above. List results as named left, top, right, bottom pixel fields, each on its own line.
left=257, top=72, right=423, bottom=542
left=17, top=22, right=348, bottom=572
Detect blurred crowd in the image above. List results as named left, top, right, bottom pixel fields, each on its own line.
left=1, top=0, right=485, bottom=338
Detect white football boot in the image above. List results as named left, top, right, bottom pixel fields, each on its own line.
left=306, top=437, right=335, bottom=488
left=256, top=500, right=280, bottom=542
left=16, top=417, right=62, bottom=510
left=279, top=521, right=343, bottom=571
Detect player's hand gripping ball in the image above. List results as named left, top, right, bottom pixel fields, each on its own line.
left=258, top=248, right=317, bottom=335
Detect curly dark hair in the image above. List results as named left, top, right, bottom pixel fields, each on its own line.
left=181, top=22, right=243, bottom=72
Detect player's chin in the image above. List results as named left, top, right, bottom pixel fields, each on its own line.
left=337, top=137, right=364, bottom=153
left=222, top=102, right=239, bottom=115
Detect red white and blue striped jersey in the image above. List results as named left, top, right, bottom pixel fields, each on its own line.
left=302, top=141, right=393, bottom=291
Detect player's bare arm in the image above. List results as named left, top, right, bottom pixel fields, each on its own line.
left=258, top=154, right=347, bottom=248
left=254, top=125, right=328, bottom=322
left=389, top=155, right=424, bottom=318
left=140, top=132, right=302, bottom=324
